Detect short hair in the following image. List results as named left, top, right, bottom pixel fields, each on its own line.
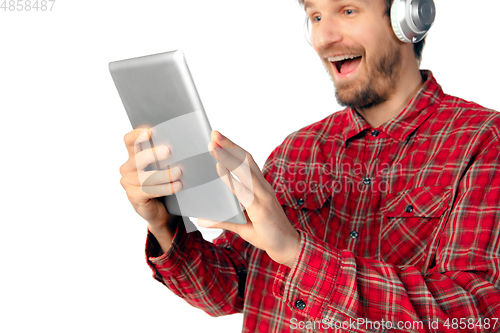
left=297, top=0, right=426, bottom=63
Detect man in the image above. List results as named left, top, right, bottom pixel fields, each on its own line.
left=119, top=0, right=500, bottom=331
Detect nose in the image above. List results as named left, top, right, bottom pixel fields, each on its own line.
left=312, top=16, right=343, bottom=50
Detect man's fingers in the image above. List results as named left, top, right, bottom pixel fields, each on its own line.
left=210, top=142, right=268, bottom=198
left=140, top=167, right=182, bottom=186
left=135, top=146, right=170, bottom=171
left=211, top=130, right=248, bottom=160
left=216, top=163, right=256, bottom=209
left=208, top=141, right=262, bottom=178
left=127, top=181, right=183, bottom=203
left=141, top=181, right=183, bottom=197
left=196, top=218, right=239, bottom=233
left=210, top=131, right=262, bottom=175
left=124, top=128, right=150, bottom=156
left=209, top=143, right=251, bottom=180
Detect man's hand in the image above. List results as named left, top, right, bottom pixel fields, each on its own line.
left=197, top=131, right=301, bottom=268
left=119, top=128, right=184, bottom=252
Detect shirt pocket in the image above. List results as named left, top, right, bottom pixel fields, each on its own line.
left=276, top=184, right=331, bottom=210
left=276, top=181, right=331, bottom=233
left=379, top=185, right=453, bottom=269
left=381, top=185, right=453, bottom=218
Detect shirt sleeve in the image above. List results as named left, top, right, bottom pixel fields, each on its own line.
left=145, top=217, right=254, bottom=317
left=272, top=140, right=500, bottom=332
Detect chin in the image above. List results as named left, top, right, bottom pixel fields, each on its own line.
left=334, top=76, right=390, bottom=109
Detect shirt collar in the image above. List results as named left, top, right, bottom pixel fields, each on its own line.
left=341, top=70, right=445, bottom=146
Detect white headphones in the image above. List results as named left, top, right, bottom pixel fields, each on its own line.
left=304, top=0, right=436, bottom=44
left=391, top=0, right=435, bottom=43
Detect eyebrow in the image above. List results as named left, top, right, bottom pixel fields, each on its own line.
left=303, top=0, right=368, bottom=11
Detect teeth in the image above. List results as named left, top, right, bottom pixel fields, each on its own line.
left=327, top=54, right=361, bottom=62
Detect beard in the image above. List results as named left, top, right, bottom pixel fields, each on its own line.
left=330, top=43, right=403, bottom=110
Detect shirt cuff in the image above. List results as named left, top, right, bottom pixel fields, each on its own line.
left=145, top=219, right=199, bottom=283
left=273, top=230, right=342, bottom=320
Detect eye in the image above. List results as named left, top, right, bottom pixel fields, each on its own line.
left=313, top=15, right=322, bottom=22
left=343, top=9, right=357, bottom=16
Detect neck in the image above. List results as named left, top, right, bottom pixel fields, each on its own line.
left=356, top=59, right=424, bottom=129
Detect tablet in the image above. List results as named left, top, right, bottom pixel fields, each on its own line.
left=109, top=50, right=247, bottom=224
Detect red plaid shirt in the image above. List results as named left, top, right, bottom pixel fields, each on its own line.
left=145, top=70, right=500, bottom=332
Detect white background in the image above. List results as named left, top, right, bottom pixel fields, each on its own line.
left=1, top=0, right=499, bottom=332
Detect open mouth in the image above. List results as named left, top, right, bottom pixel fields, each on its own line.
left=328, top=54, right=362, bottom=75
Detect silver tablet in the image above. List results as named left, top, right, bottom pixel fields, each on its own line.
left=109, top=50, right=247, bottom=224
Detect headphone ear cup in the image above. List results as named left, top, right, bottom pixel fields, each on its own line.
left=391, top=0, right=435, bottom=44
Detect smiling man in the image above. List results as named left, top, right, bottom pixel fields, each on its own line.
left=120, top=0, right=500, bottom=332
left=309, top=0, right=427, bottom=128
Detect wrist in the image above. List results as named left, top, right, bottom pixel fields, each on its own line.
left=147, top=223, right=175, bottom=253
left=149, top=214, right=179, bottom=234
left=282, top=230, right=301, bottom=269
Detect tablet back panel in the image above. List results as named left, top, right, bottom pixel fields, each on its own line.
left=109, top=50, right=247, bottom=224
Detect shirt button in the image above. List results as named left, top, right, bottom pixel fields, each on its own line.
left=363, top=178, right=371, bottom=185
left=295, top=299, right=306, bottom=310
left=350, top=231, right=359, bottom=239
left=405, top=205, right=413, bottom=213
left=371, top=130, right=380, bottom=137
left=297, top=198, right=304, bottom=206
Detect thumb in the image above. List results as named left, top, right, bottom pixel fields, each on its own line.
left=196, top=218, right=237, bottom=233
